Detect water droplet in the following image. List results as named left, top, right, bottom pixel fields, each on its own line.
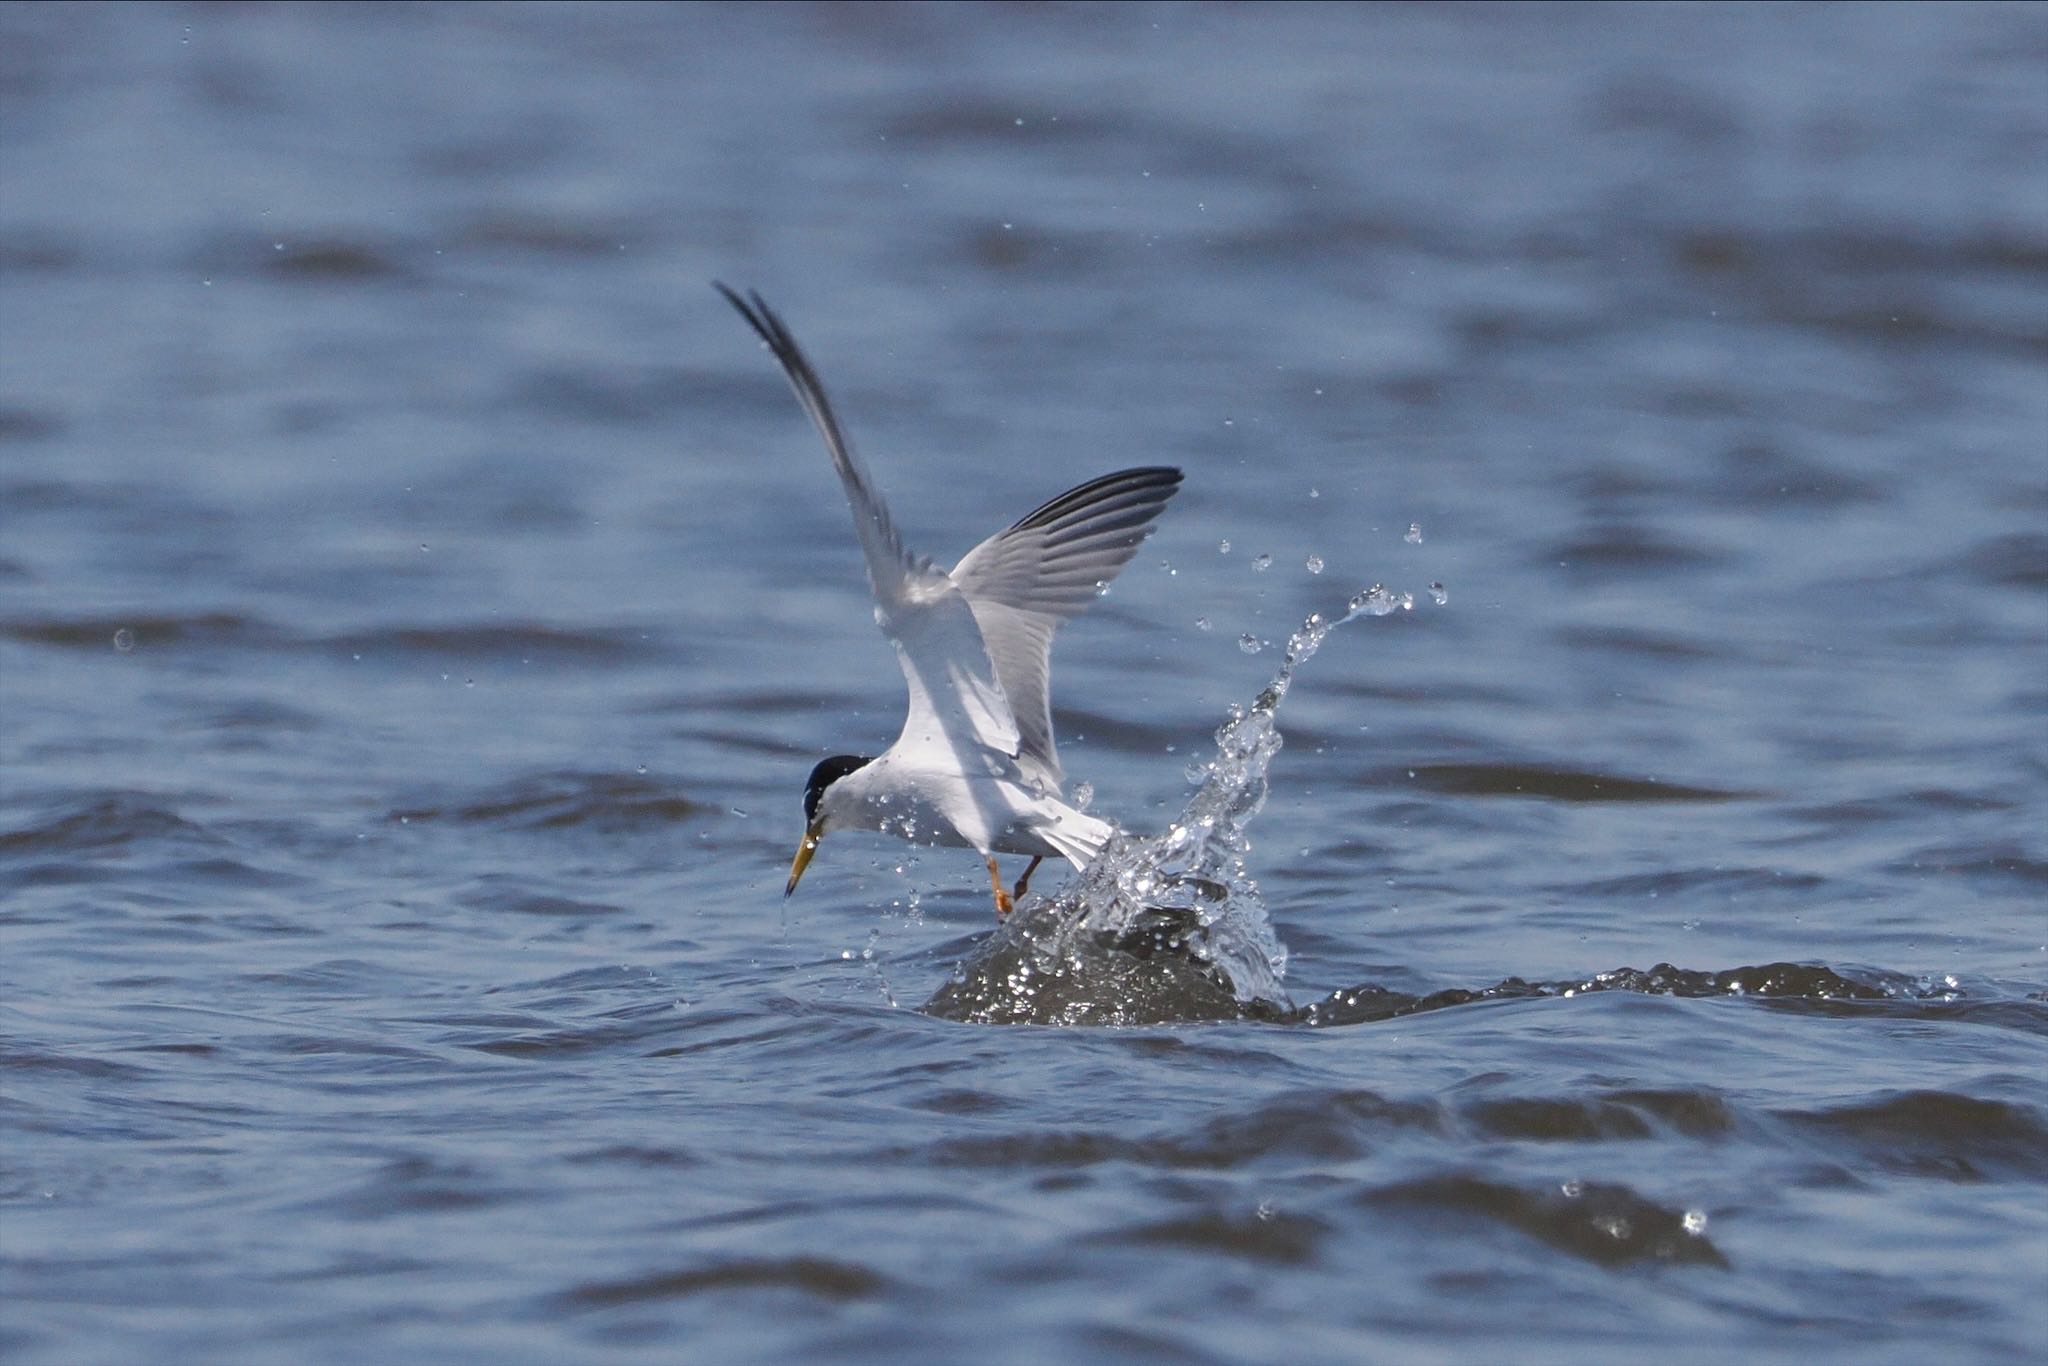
left=1304, top=554, right=1324, bottom=574
left=1194, top=616, right=1211, bottom=631
left=1094, top=580, right=1110, bottom=597
left=1071, top=781, right=1093, bottom=810
left=418, top=543, right=430, bottom=553
left=1349, top=584, right=1399, bottom=616
left=1428, top=581, right=1448, bottom=605
left=1309, top=487, right=1320, bottom=498
left=1218, top=539, right=1231, bottom=554
left=463, top=678, right=475, bottom=688
left=1238, top=634, right=1264, bottom=654
left=729, top=807, right=748, bottom=818
left=112, top=628, right=134, bottom=652
left=1252, top=553, right=1272, bottom=572
left=636, top=764, right=648, bottom=775
left=1404, top=523, right=1423, bottom=544
left=1561, top=1180, right=1583, bottom=1199
left=1682, top=1209, right=1708, bottom=1236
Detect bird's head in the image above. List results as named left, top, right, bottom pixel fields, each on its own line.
left=785, top=754, right=875, bottom=896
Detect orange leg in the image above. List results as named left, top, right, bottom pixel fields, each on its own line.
left=985, top=857, right=1014, bottom=917
left=1011, top=856, right=1044, bottom=904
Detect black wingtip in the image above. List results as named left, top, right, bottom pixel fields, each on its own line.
left=1009, top=465, right=1186, bottom=535
left=714, top=280, right=771, bottom=346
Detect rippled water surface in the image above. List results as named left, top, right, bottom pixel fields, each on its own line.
left=4, top=4, right=2045, bottom=1361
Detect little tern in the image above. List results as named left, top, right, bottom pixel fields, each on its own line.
left=718, top=285, right=1182, bottom=915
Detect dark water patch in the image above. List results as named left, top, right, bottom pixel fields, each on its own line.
left=198, top=698, right=322, bottom=733
left=516, top=365, right=704, bottom=425
left=1959, top=531, right=2048, bottom=589
left=561, top=1256, right=890, bottom=1308
left=262, top=1253, right=435, bottom=1284
left=266, top=240, right=404, bottom=281
left=455, top=210, right=643, bottom=257
left=489, top=966, right=678, bottom=998
left=0, top=229, right=77, bottom=272
left=1601, top=1089, right=1739, bottom=1138
left=641, top=685, right=848, bottom=718
left=1665, top=225, right=2048, bottom=352
left=908, top=1087, right=1015, bottom=1117
left=929, top=890, right=2010, bottom=1029
left=468, top=1006, right=696, bottom=1061
left=186, top=233, right=408, bottom=283
left=1045, top=708, right=1189, bottom=756
left=1464, top=1097, right=1656, bottom=1142
left=1557, top=866, right=1826, bottom=899
left=1399, top=764, right=1749, bottom=803
left=916, top=1089, right=1443, bottom=1172
left=475, top=892, right=624, bottom=919
left=0, top=404, right=62, bottom=442
left=1888, top=843, right=2048, bottom=885
left=1796, top=788, right=2015, bottom=825
left=919, top=1129, right=1150, bottom=1171
left=325, top=622, right=657, bottom=665
left=1, top=611, right=282, bottom=651
left=565, top=1144, right=703, bottom=1170
left=1183, top=1089, right=1446, bottom=1165
left=924, top=903, right=1266, bottom=1027
left=1546, top=525, right=1729, bottom=574
left=236, top=959, right=407, bottom=996
left=1776, top=1091, right=2048, bottom=1183
left=390, top=771, right=699, bottom=834
left=0, top=794, right=224, bottom=858
left=957, top=219, right=1114, bottom=275
left=1366, top=1176, right=1728, bottom=1268
left=1559, top=625, right=1727, bottom=661
left=265, top=1033, right=439, bottom=1063
left=308, top=1155, right=527, bottom=1220
left=1710, top=441, right=1879, bottom=509
left=1099, top=1207, right=1330, bottom=1265
left=0, top=1044, right=151, bottom=1082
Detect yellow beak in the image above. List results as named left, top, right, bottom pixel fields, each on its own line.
left=784, top=823, right=823, bottom=897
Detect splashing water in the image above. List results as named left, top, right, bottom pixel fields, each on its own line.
left=940, top=589, right=1399, bottom=1017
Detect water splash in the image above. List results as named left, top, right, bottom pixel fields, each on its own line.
left=936, top=589, right=1397, bottom=1019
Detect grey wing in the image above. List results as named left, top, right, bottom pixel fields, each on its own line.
left=716, top=284, right=918, bottom=615
left=949, top=467, right=1184, bottom=787
left=720, top=284, right=1021, bottom=766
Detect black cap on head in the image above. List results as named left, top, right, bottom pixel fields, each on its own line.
left=803, top=754, right=874, bottom=826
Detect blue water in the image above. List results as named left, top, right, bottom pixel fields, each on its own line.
left=3, top=4, right=2045, bottom=1361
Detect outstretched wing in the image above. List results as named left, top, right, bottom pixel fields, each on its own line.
left=718, top=284, right=1019, bottom=770
left=950, top=467, right=1183, bottom=787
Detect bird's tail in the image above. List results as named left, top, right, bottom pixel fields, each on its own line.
left=1040, top=808, right=1114, bottom=870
